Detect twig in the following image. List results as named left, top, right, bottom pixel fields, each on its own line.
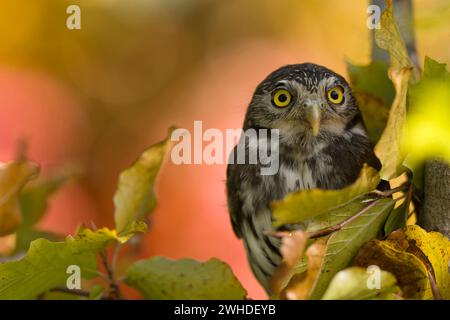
left=370, top=182, right=410, bottom=197
left=49, top=287, right=90, bottom=298
left=111, top=242, right=121, bottom=276
left=100, top=250, right=123, bottom=300
left=308, top=185, right=409, bottom=239
left=48, top=287, right=115, bottom=300
left=308, top=198, right=382, bottom=239
left=404, top=182, right=414, bottom=217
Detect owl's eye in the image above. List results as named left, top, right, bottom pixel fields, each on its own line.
left=327, top=86, right=344, bottom=104
left=272, top=89, right=292, bottom=108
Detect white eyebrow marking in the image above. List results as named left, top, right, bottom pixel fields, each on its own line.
left=275, top=80, right=289, bottom=86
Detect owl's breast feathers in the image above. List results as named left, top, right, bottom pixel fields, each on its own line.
left=226, top=116, right=380, bottom=291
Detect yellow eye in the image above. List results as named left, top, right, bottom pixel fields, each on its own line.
left=327, top=86, right=344, bottom=104
left=272, top=89, right=292, bottom=108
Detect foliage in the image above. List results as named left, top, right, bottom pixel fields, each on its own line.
left=272, top=165, right=380, bottom=227
left=353, top=225, right=450, bottom=299
left=0, top=158, right=39, bottom=236
left=125, top=257, right=247, bottom=300
left=403, top=58, right=450, bottom=171
left=114, top=130, right=173, bottom=233
left=267, top=0, right=449, bottom=301
left=0, top=0, right=448, bottom=301
left=322, top=267, right=400, bottom=300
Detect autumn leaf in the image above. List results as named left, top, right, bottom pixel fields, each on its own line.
left=402, top=57, right=450, bottom=169
left=352, top=92, right=390, bottom=144
left=374, top=0, right=411, bottom=71
left=271, top=197, right=394, bottom=299
left=272, top=165, right=380, bottom=227
left=353, top=225, right=450, bottom=299
left=306, top=197, right=395, bottom=299
left=13, top=173, right=72, bottom=253
left=322, top=267, right=401, bottom=300
left=281, top=237, right=327, bottom=300
left=374, top=68, right=411, bottom=180
left=346, top=60, right=395, bottom=106
left=0, top=160, right=39, bottom=236
left=269, top=230, right=309, bottom=296
left=114, top=130, right=173, bottom=233
left=125, top=257, right=247, bottom=300
left=0, top=228, right=113, bottom=299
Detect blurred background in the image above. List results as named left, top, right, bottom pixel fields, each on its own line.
left=0, top=0, right=448, bottom=298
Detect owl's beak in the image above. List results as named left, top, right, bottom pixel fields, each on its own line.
left=305, top=103, right=321, bottom=136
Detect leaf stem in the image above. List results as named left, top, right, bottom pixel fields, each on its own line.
left=308, top=184, right=409, bottom=239
left=49, top=287, right=90, bottom=298
left=308, top=198, right=382, bottom=239
left=370, top=182, right=410, bottom=197
left=100, top=250, right=123, bottom=300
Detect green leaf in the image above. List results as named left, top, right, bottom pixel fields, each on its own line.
left=374, top=68, right=411, bottom=180
left=13, top=228, right=60, bottom=254
left=0, top=228, right=117, bottom=299
left=89, top=285, right=105, bottom=300
left=13, top=174, right=69, bottom=254
left=353, top=92, right=390, bottom=144
left=0, top=160, right=39, bottom=236
left=421, top=56, right=448, bottom=80
left=114, top=131, right=172, bottom=233
left=272, top=165, right=380, bottom=227
left=0, top=240, right=96, bottom=299
left=383, top=202, right=407, bottom=236
left=19, top=175, right=69, bottom=228
left=346, top=60, right=393, bottom=144
left=374, top=1, right=411, bottom=71
left=322, top=266, right=400, bottom=300
left=346, top=60, right=395, bottom=106
left=125, top=257, right=247, bottom=300
left=402, top=58, right=450, bottom=169
left=307, top=197, right=395, bottom=299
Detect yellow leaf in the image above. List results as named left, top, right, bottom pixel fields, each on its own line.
left=374, top=0, right=411, bottom=71
left=272, top=165, right=380, bottom=227
left=322, top=266, right=401, bottom=300
left=402, top=58, right=450, bottom=167
left=114, top=129, right=173, bottom=233
left=0, top=160, right=39, bottom=236
left=374, top=68, right=411, bottom=180
left=403, top=225, right=450, bottom=299
left=353, top=225, right=450, bottom=299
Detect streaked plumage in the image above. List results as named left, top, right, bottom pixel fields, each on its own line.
left=226, top=63, right=380, bottom=292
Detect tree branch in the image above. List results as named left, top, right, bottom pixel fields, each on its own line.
left=419, top=160, right=450, bottom=238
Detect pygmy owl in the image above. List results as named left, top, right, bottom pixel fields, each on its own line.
left=226, top=63, right=381, bottom=293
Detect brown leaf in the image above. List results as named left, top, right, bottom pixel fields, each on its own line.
left=281, top=237, right=328, bottom=300
left=269, top=230, right=309, bottom=296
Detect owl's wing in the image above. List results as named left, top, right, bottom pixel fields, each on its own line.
left=226, top=161, right=244, bottom=238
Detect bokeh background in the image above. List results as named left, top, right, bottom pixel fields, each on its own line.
left=0, top=0, right=448, bottom=298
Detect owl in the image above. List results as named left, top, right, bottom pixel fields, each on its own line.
left=226, top=63, right=381, bottom=293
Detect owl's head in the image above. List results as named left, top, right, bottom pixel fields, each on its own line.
left=243, top=63, right=362, bottom=144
